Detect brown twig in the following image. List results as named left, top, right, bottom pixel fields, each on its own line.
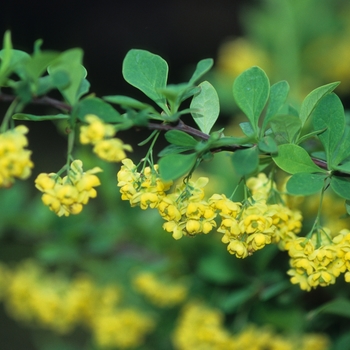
left=0, top=92, right=331, bottom=171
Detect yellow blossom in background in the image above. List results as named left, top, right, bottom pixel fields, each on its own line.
left=91, top=308, right=155, bottom=349
left=172, top=301, right=331, bottom=350
left=0, top=125, right=34, bottom=188
left=80, top=114, right=132, bottom=162
left=0, top=260, right=155, bottom=349
left=35, top=159, right=102, bottom=216
left=133, top=271, right=188, bottom=307
left=216, top=38, right=270, bottom=78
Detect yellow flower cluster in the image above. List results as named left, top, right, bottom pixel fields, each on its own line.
left=117, top=164, right=302, bottom=251
left=117, top=159, right=217, bottom=239
left=117, top=158, right=173, bottom=209
left=80, top=114, right=132, bottom=162
left=210, top=174, right=302, bottom=258
left=0, top=261, right=155, bottom=349
left=35, top=159, right=102, bottom=216
left=159, top=177, right=217, bottom=240
left=0, top=125, right=33, bottom=188
left=286, top=228, right=350, bottom=291
left=172, top=301, right=330, bottom=350
left=133, top=271, right=187, bottom=307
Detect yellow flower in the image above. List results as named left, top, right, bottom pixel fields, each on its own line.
left=0, top=125, right=34, bottom=188
left=93, top=138, right=132, bottom=162
left=79, top=114, right=115, bottom=144
left=35, top=160, right=102, bottom=216
left=133, top=271, right=187, bottom=308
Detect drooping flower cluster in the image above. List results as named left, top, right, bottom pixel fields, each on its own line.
left=80, top=114, right=132, bottom=162
left=158, top=177, right=217, bottom=240
left=1, top=260, right=155, bottom=348
left=172, top=301, right=330, bottom=350
left=35, top=159, right=102, bottom=216
left=0, top=125, right=34, bottom=188
left=210, top=174, right=302, bottom=258
left=286, top=228, right=350, bottom=291
left=117, top=158, right=173, bottom=209
left=133, top=271, right=188, bottom=308
left=117, top=163, right=303, bottom=250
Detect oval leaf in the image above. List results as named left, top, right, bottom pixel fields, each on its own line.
left=273, top=144, right=326, bottom=174
left=73, top=97, right=122, bottom=123
left=262, top=80, right=290, bottom=132
left=189, top=58, right=214, bottom=85
left=122, top=49, right=168, bottom=108
left=286, top=173, right=326, bottom=196
left=232, top=66, right=270, bottom=132
left=300, top=81, right=340, bottom=126
left=190, top=81, right=219, bottom=134
left=330, top=176, right=350, bottom=200
left=231, top=146, right=259, bottom=177
left=165, top=130, right=198, bottom=147
left=159, top=153, right=197, bottom=181
left=312, top=93, right=345, bottom=167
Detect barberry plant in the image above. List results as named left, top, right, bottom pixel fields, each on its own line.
left=1, top=28, right=350, bottom=297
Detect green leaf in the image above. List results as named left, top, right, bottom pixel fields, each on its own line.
left=103, top=95, right=157, bottom=111
left=231, top=146, right=259, bottom=177
left=189, top=58, right=214, bottom=85
left=258, top=135, right=278, bottom=154
left=12, top=113, right=68, bottom=121
left=330, top=176, right=350, bottom=200
left=312, top=93, right=345, bottom=167
left=220, top=285, right=258, bottom=312
left=260, top=281, right=290, bottom=301
left=24, top=51, right=60, bottom=83
left=346, top=200, right=350, bottom=215
left=270, top=114, right=302, bottom=144
left=158, top=144, right=194, bottom=157
left=164, top=130, right=198, bottom=147
left=48, top=48, right=85, bottom=106
left=333, top=126, right=350, bottom=166
left=334, top=161, right=350, bottom=174
left=297, top=128, right=327, bottom=144
left=300, top=81, right=340, bottom=126
left=73, top=97, right=122, bottom=123
left=0, top=31, right=13, bottom=84
left=308, top=298, right=350, bottom=319
left=190, top=81, right=219, bottom=134
left=122, top=49, right=168, bottom=108
left=286, top=173, right=326, bottom=196
left=272, top=144, right=326, bottom=174
left=262, top=80, right=290, bottom=132
left=239, top=122, right=255, bottom=138
left=232, top=66, right=270, bottom=133
left=158, top=153, right=197, bottom=181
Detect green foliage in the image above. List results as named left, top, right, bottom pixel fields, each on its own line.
left=190, top=81, right=219, bottom=134
left=312, top=93, right=345, bottom=168
left=273, top=144, right=326, bottom=174
left=232, top=66, right=270, bottom=135
left=300, top=81, right=340, bottom=127
left=231, top=147, right=259, bottom=177
left=122, top=49, right=169, bottom=109
left=261, top=80, right=290, bottom=133
left=286, top=173, right=326, bottom=196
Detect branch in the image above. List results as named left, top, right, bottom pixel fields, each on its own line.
left=0, top=92, right=331, bottom=172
